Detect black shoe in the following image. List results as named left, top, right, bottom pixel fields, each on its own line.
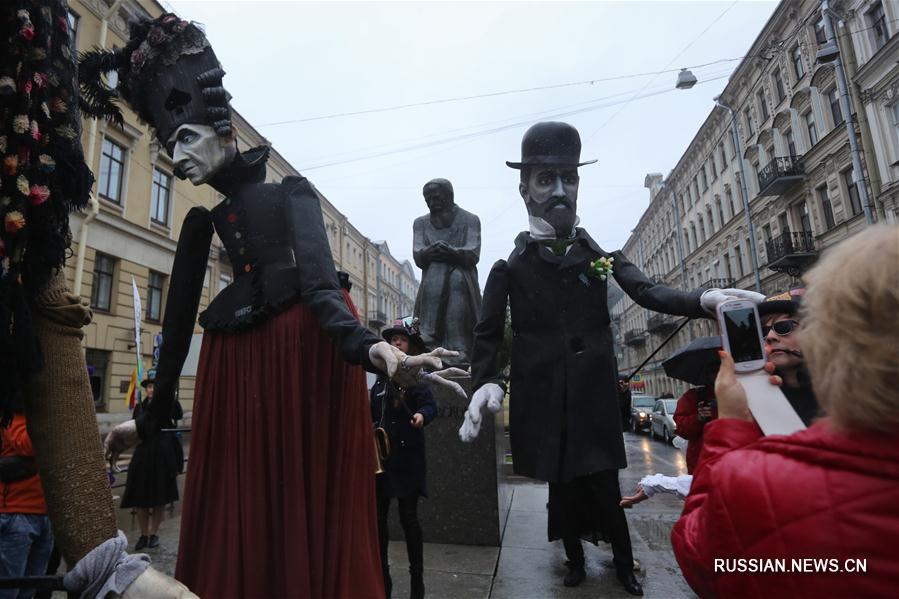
left=134, top=536, right=148, bottom=551
left=563, top=562, right=586, bottom=587
left=148, top=535, right=159, bottom=548
left=616, top=570, right=643, bottom=596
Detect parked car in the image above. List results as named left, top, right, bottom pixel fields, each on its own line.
left=630, top=395, right=657, bottom=433
left=650, top=398, right=679, bottom=444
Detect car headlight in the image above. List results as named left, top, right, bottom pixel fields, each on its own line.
left=638, top=411, right=646, bottom=418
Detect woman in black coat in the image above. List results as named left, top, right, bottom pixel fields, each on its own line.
left=372, top=319, right=437, bottom=599
left=120, top=370, right=183, bottom=550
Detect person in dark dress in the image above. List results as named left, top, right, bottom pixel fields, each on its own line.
left=372, top=318, right=437, bottom=599
left=460, top=122, right=764, bottom=596
left=119, top=369, right=182, bottom=551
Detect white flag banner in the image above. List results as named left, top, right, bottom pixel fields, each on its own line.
left=131, top=277, right=142, bottom=366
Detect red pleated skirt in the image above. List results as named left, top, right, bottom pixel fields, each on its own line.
left=175, top=303, right=384, bottom=599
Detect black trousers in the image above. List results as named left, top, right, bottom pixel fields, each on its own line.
left=548, top=470, right=634, bottom=573
left=376, top=494, right=424, bottom=577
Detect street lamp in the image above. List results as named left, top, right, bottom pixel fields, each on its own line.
left=818, top=0, right=875, bottom=225
left=713, top=95, right=763, bottom=293
left=676, top=68, right=698, bottom=90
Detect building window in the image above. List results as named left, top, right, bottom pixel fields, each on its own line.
left=797, top=201, right=812, bottom=233
left=814, top=17, right=827, bottom=47
left=734, top=244, right=744, bottom=278
left=757, top=89, right=769, bottom=121
left=710, top=155, right=718, bottom=179
left=67, top=9, right=79, bottom=46
left=218, top=273, right=231, bottom=293
left=891, top=102, right=899, bottom=148
left=725, top=188, right=736, bottom=217
left=146, top=271, right=165, bottom=322
left=773, top=69, right=786, bottom=104
left=716, top=198, right=725, bottom=226
left=151, top=168, right=172, bottom=226
left=828, top=87, right=844, bottom=127
left=698, top=215, right=706, bottom=243
left=690, top=223, right=698, bottom=251
left=727, top=131, right=736, bottom=159
left=91, top=253, right=115, bottom=312
left=700, top=166, right=708, bottom=191
left=804, top=111, right=818, bottom=147
left=98, top=138, right=126, bottom=204
left=762, top=224, right=772, bottom=244
left=842, top=168, right=863, bottom=216
left=868, top=2, right=888, bottom=51
left=778, top=212, right=790, bottom=235
left=743, top=107, right=755, bottom=136
left=706, top=206, right=715, bottom=234
left=791, top=44, right=805, bottom=80
left=719, top=143, right=727, bottom=169
left=723, top=252, right=733, bottom=280
left=784, top=128, right=797, bottom=158
left=817, top=184, right=835, bottom=230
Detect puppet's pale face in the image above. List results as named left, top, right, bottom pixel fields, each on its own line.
left=166, top=123, right=237, bottom=185
left=520, top=167, right=579, bottom=238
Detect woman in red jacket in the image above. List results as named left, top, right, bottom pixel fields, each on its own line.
left=672, top=365, right=718, bottom=474
left=671, top=225, right=899, bottom=598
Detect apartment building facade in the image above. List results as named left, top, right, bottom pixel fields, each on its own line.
left=613, top=0, right=891, bottom=396
left=66, top=0, right=417, bottom=414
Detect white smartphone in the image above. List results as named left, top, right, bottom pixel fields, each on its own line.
left=716, top=299, right=767, bottom=373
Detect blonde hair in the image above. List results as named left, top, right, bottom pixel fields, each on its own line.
left=801, top=224, right=899, bottom=433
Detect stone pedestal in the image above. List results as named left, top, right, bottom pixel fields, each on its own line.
left=386, top=376, right=511, bottom=546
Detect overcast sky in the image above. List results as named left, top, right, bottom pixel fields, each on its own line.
left=165, top=0, right=777, bottom=289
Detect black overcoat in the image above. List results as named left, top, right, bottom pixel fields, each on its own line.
left=470, top=229, right=705, bottom=483
left=371, top=377, right=437, bottom=498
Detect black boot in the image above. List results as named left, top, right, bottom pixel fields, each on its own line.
left=616, top=569, right=644, bottom=596
left=563, top=560, right=586, bottom=587
left=409, top=567, right=424, bottom=599
left=134, top=535, right=148, bottom=551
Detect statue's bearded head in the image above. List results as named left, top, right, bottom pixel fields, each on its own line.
left=423, top=178, right=455, bottom=215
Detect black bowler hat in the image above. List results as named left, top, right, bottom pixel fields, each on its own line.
left=506, top=122, right=597, bottom=169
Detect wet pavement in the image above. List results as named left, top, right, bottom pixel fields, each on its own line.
left=62, top=430, right=693, bottom=598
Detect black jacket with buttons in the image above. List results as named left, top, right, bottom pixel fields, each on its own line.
left=470, top=228, right=706, bottom=483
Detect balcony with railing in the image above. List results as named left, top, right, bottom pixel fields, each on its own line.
left=757, top=155, right=806, bottom=196
left=624, top=329, right=646, bottom=347
left=765, top=231, right=817, bottom=277
left=698, top=278, right=735, bottom=290
left=646, top=313, right=678, bottom=334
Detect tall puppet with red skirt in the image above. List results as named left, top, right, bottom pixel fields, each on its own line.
left=81, top=13, right=431, bottom=598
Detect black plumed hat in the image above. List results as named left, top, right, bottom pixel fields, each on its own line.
left=79, top=14, right=233, bottom=145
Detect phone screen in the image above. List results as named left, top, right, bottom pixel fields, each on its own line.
left=722, top=307, right=764, bottom=363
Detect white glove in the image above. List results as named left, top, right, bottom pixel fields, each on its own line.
left=369, top=341, right=400, bottom=377
left=104, top=420, right=139, bottom=471
left=700, top=288, right=765, bottom=314
left=121, top=566, right=198, bottom=598
left=459, top=383, right=504, bottom=443
left=419, top=367, right=469, bottom=400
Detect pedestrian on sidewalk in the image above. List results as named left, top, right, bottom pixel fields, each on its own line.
left=372, top=318, right=437, bottom=599
left=119, top=370, right=182, bottom=551
left=673, top=365, right=719, bottom=474
left=0, top=406, right=53, bottom=599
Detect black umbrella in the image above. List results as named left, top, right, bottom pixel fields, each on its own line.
left=662, top=336, right=722, bottom=386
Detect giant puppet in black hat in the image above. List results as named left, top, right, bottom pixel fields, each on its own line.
left=83, top=13, right=462, bottom=598
left=459, top=121, right=764, bottom=595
